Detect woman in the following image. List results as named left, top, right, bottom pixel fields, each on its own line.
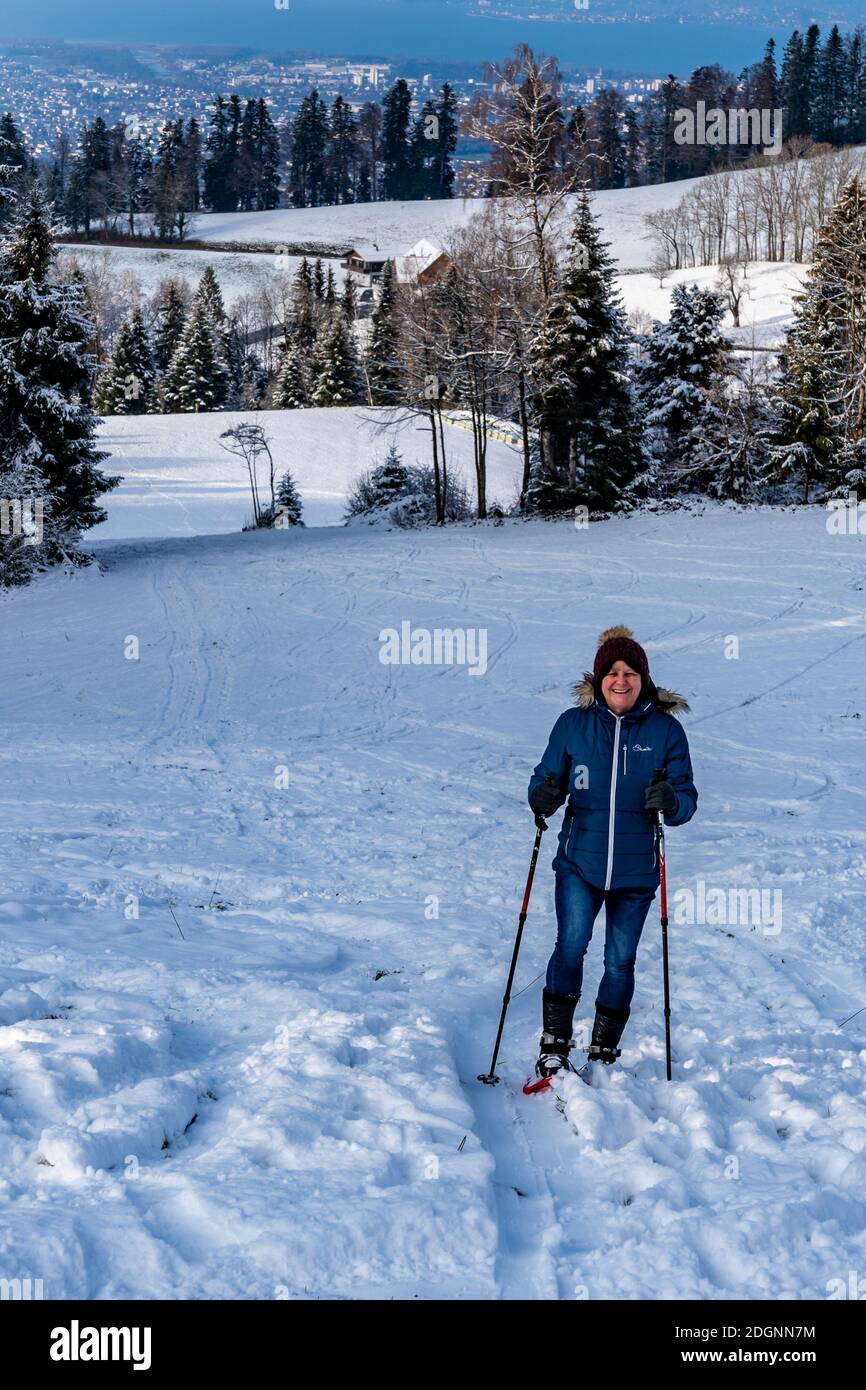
left=527, top=625, right=697, bottom=1078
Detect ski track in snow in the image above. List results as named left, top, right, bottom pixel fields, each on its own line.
left=1, top=507, right=865, bottom=1300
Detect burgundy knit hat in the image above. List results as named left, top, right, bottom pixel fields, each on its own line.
left=593, top=625, right=650, bottom=692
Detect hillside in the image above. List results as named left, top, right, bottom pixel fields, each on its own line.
left=92, top=407, right=524, bottom=536
left=2, top=506, right=865, bottom=1298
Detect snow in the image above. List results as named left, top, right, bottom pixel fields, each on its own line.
left=58, top=243, right=330, bottom=313
left=92, top=407, right=524, bottom=536
left=181, top=180, right=718, bottom=272
left=2, top=496, right=866, bottom=1299
left=617, top=262, right=810, bottom=350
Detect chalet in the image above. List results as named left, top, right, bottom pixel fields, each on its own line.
left=393, top=239, right=453, bottom=287
left=340, top=245, right=396, bottom=288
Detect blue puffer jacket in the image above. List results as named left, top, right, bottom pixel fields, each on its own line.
left=528, top=677, right=698, bottom=891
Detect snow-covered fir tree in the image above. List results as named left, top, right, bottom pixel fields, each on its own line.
left=274, top=469, right=304, bottom=526
left=239, top=349, right=269, bottom=410
left=272, top=339, right=310, bottom=408
left=366, top=260, right=401, bottom=406
left=224, top=321, right=247, bottom=408
left=153, top=279, right=188, bottom=372
left=194, top=264, right=227, bottom=329
left=94, top=307, right=156, bottom=415
left=768, top=175, right=866, bottom=500
left=292, top=258, right=316, bottom=352
left=311, top=314, right=362, bottom=406
left=0, top=185, right=117, bottom=581
left=369, top=443, right=411, bottom=505
left=162, top=297, right=231, bottom=412
left=340, top=276, right=357, bottom=323
left=637, top=283, right=732, bottom=495
left=767, top=287, right=838, bottom=503
left=528, top=193, right=643, bottom=513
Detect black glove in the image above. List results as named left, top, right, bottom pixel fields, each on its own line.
left=645, top=770, right=677, bottom=817
left=529, top=774, right=563, bottom=818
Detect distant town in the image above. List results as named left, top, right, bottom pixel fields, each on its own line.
left=0, top=39, right=670, bottom=194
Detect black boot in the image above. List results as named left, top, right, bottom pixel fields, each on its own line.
left=588, top=1002, right=629, bottom=1065
left=536, top=989, right=580, bottom=1078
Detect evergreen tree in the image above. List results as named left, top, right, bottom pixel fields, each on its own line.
left=239, top=348, right=269, bottom=409
left=802, top=24, right=822, bottom=137
left=381, top=79, right=414, bottom=199
left=273, top=339, right=310, bottom=408
left=366, top=259, right=401, bottom=405
left=623, top=108, right=642, bottom=188
left=310, top=315, right=362, bottom=406
left=289, top=91, right=330, bottom=207
left=815, top=24, right=847, bottom=143
left=637, top=283, right=732, bottom=494
left=328, top=96, right=359, bottom=204
left=312, top=257, right=325, bottom=301
left=767, top=290, right=838, bottom=502
left=194, top=264, right=227, bottom=328
left=768, top=175, right=866, bottom=497
left=0, top=186, right=117, bottom=557
left=590, top=89, right=626, bottom=189
left=153, top=278, right=188, bottom=371
left=253, top=99, right=282, bottom=210
left=94, top=307, right=156, bottom=415
left=0, top=112, right=26, bottom=227
left=340, top=275, right=357, bottom=322
left=369, top=444, right=411, bottom=504
left=162, top=297, right=230, bottom=412
left=292, top=256, right=317, bottom=351
left=780, top=30, right=811, bottom=138
left=224, top=321, right=247, bottom=408
left=846, top=30, right=866, bottom=144
left=203, top=95, right=233, bottom=211
left=529, top=194, right=642, bottom=512
left=432, top=83, right=459, bottom=198
left=274, top=469, right=305, bottom=526
left=410, top=100, right=439, bottom=199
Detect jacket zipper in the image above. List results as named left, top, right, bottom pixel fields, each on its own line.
left=604, top=715, right=622, bottom=891
left=623, top=741, right=628, bottom=776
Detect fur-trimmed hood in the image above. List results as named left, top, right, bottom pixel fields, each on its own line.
left=572, top=674, right=691, bottom=716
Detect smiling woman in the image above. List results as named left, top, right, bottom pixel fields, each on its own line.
left=527, top=623, right=697, bottom=1079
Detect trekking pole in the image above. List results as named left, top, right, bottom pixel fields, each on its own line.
left=653, top=765, right=673, bottom=1082
left=478, top=816, right=547, bottom=1086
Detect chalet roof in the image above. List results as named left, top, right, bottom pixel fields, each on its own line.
left=342, top=243, right=400, bottom=266
left=393, top=239, right=450, bottom=284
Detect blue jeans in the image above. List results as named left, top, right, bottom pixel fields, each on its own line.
left=546, top=867, right=657, bottom=1014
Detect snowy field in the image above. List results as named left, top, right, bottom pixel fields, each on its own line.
left=58, top=243, right=333, bottom=313
left=2, top=496, right=866, bottom=1299
left=182, top=176, right=741, bottom=271
left=93, top=407, right=524, bottom=536
left=619, top=262, right=809, bottom=350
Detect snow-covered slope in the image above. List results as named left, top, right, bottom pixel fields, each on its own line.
left=619, top=261, right=809, bottom=349
left=93, top=407, right=524, bottom=537
left=181, top=177, right=733, bottom=271
left=58, top=243, right=322, bottom=313
left=2, top=507, right=865, bottom=1299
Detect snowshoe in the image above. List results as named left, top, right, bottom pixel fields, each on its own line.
left=523, top=990, right=580, bottom=1095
